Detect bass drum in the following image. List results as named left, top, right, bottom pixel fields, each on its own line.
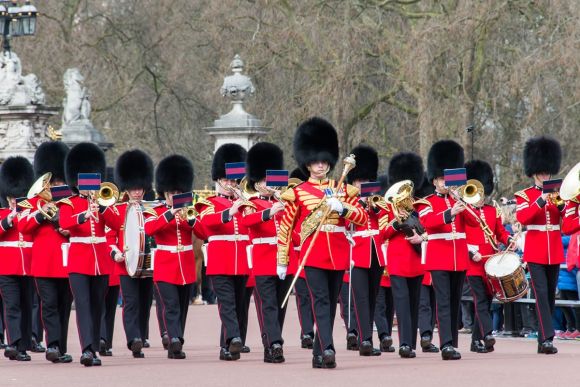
left=484, top=251, right=528, bottom=303
left=124, top=204, right=153, bottom=278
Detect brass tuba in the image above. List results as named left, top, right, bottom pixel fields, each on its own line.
left=384, top=180, right=415, bottom=222
left=27, top=172, right=58, bottom=220
left=560, top=161, right=580, bottom=203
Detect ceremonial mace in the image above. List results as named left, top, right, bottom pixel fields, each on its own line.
left=281, top=154, right=357, bottom=308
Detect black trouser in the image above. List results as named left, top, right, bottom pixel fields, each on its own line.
left=560, top=290, right=580, bottom=331
left=468, top=276, right=493, bottom=342
left=209, top=275, right=248, bottom=348
left=154, top=282, right=192, bottom=342
left=391, top=275, right=423, bottom=349
left=120, top=276, right=153, bottom=347
left=34, top=277, right=72, bottom=353
left=295, top=277, right=314, bottom=337
left=68, top=274, right=108, bottom=353
left=241, top=285, right=253, bottom=345
left=528, top=263, right=559, bottom=343
left=0, top=295, right=4, bottom=342
left=304, top=267, right=343, bottom=356
left=32, top=292, right=43, bottom=342
left=152, top=283, right=167, bottom=337
left=0, top=276, right=33, bottom=351
left=338, top=280, right=355, bottom=334
left=374, top=286, right=394, bottom=339
left=460, top=280, right=474, bottom=330
left=253, top=275, right=292, bottom=347
left=419, top=284, right=436, bottom=338
left=351, top=260, right=383, bottom=344
left=100, top=285, right=119, bottom=350
left=430, top=270, right=466, bottom=349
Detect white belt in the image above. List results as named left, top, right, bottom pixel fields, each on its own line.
left=353, top=229, right=379, bottom=238
left=0, top=241, right=33, bottom=248
left=319, top=225, right=346, bottom=233
left=208, top=235, right=250, bottom=242
left=428, top=232, right=466, bottom=241
left=527, top=224, right=560, bottom=232
left=69, top=236, right=106, bottom=244
left=252, top=237, right=277, bottom=245
left=156, top=244, right=193, bottom=253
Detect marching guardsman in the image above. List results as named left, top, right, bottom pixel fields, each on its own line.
left=59, top=142, right=121, bottom=367
left=239, top=142, right=290, bottom=363
left=144, top=155, right=203, bottom=359
left=414, top=140, right=473, bottom=360
left=288, top=168, right=314, bottom=349
left=0, top=157, right=35, bottom=361
left=414, top=176, right=439, bottom=353
left=464, top=160, right=512, bottom=353
left=195, top=144, right=251, bottom=361
left=345, top=145, right=386, bottom=357
left=18, top=141, right=73, bottom=364
left=381, top=152, right=426, bottom=358
left=99, top=167, right=120, bottom=357
left=277, top=117, right=368, bottom=369
left=515, top=136, right=565, bottom=354
left=108, top=149, right=155, bottom=358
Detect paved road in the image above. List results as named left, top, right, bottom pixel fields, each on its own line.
left=2, top=299, right=578, bottom=386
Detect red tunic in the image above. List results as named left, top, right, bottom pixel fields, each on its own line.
left=350, top=205, right=387, bottom=269
left=562, top=200, right=580, bottom=236
left=144, top=205, right=203, bottom=285
left=18, top=196, right=68, bottom=278
left=196, top=195, right=250, bottom=276
left=381, top=206, right=423, bottom=277
left=276, top=178, right=368, bottom=271
left=58, top=195, right=121, bottom=276
left=0, top=209, right=32, bottom=276
left=465, top=204, right=511, bottom=277
left=515, top=186, right=564, bottom=265
left=414, top=193, right=475, bottom=271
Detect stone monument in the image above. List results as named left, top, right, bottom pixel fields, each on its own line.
left=0, top=50, right=58, bottom=161
left=60, top=67, right=112, bottom=150
left=204, top=54, right=270, bottom=151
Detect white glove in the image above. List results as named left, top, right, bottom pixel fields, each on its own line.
left=327, top=197, right=344, bottom=213
left=277, top=264, right=288, bottom=280
left=114, top=250, right=125, bottom=263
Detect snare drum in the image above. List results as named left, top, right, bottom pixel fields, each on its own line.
left=484, top=251, right=528, bottom=303
left=124, top=204, right=153, bottom=278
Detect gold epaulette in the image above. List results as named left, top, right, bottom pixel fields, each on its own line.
left=57, top=198, right=73, bottom=207
left=514, top=190, right=529, bottom=202
left=143, top=208, right=158, bottom=217
left=17, top=199, right=33, bottom=209
left=413, top=198, right=432, bottom=208
left=280, top=188, right=296, bottom=202
left=345, top=184, right=359, bottom=198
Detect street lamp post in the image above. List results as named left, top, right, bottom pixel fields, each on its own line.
left=0, top=1, right=37, bottom=53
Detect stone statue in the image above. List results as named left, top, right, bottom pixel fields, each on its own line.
left=220, top=54, right=255, bottom=101
left=62, top=68, right=91, bottom=126
left=0, top=51, right=45, bottom=106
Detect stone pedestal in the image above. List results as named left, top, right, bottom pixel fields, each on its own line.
left=61, top=119, right=113, bottom=150
left=0, top=105, right=59, bottom=162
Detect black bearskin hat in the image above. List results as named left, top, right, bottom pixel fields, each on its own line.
left=378, top=174, right=389, bottom=196
left=415, top=175, right=435, bottom=198
left=427, top=140, right=464, bottom=181
left=388, top=152, right=424, bottom=188
left=465, top=159, right=494, bottom=196
left=0, top=156, right=34, bottom=204
left=290, top=167, right=308, bottom=181
left=523, top=136, right=561, bottom=177
left=293, top=117, right=339, bottom=175
left=247, top=142, right=284, bottom=187
left=211, top=143, right=247, bottom=181
left=65, top=142, right=106, bottom=191
left=33, top=141, right=69, bottom=183
left=155, top=155, right=194, bottom=199
left=347, top=145, right=378, bottom=184
left=115, top=149, right=154, bottom=192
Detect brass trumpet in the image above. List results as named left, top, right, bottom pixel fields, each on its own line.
left=179, top=206, right=197, bottom=221
left=368, top=195, right=389, bottom=212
